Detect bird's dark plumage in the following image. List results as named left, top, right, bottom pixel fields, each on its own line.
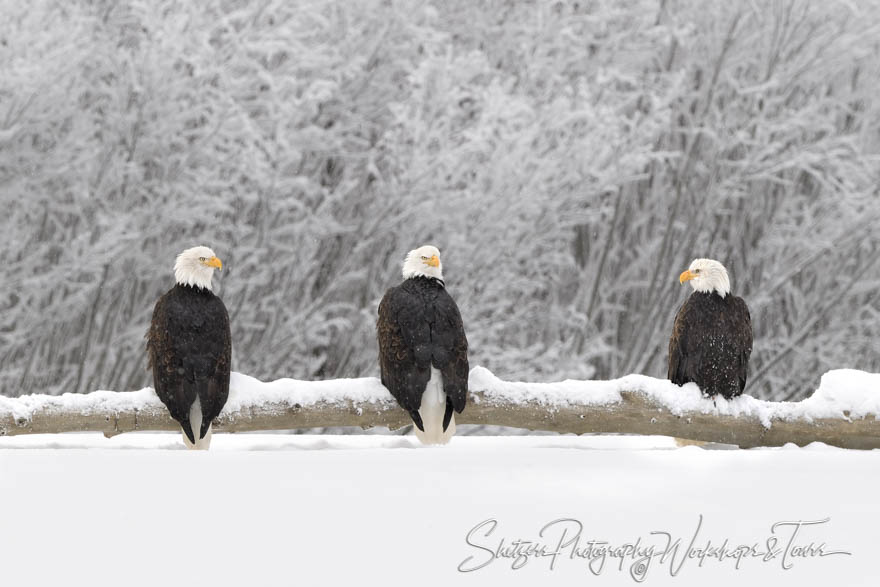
left=147, top=284, right=231, bottom=443
left=668, top=292, right=752, bottom=399
left=377, top=276, right=469, bottom=431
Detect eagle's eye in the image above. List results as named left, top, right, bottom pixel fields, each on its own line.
left=199, top=257, right=206, bottom=262
left=421, top=256, right=428, bottom=260
left=693, top=269, right=701, bottom=274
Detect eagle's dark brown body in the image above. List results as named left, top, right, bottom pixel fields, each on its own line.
left=668, top=291, right=752, bottom=399
left=377, top=276, right=469, bottom=431
left=146, top=283, right=231, bottom=443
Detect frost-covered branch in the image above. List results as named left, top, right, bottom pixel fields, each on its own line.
left=2, top=368, right=879, bottom=450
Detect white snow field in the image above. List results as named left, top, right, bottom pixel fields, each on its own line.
left=0, top=433, right=877, bottom=587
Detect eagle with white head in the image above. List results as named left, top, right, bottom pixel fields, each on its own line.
left=668, top=258, right=753, bottom=399
left=377, top=245, right=469, bottom=444
left=147, top=246, right=231, bottom=449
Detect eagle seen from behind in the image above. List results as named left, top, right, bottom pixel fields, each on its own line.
left=377, top=245, right=469, bottom=445
left=147, top=246, right=231, bottom=450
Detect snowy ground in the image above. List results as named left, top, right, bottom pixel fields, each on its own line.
left=0, top=433, right=875, bottom=586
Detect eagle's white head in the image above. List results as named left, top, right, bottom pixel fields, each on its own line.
left=402, top=245, right=443, bottom=280
left=679, top=258, right=730, bottom=298
left=174, top=245, right=222, bottom=291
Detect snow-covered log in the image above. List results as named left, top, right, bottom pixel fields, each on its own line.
left=1, top=368, right=879, bottom=449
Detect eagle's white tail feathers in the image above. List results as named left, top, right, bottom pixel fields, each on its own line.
left=414, top=367, right=455, bottom=445
left=182, top=395, right=212, bottom=450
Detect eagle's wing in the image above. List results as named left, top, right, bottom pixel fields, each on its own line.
left=433, top=287, right=469, bottom=418
left=377, top=286, right=431, bottom=430
left=731, top=295, right=753, bottom=394
left=667, top=299, right=696, bottom=386
left=195, top=295, right=232, bottom=439
left=147, top=292, right=197, bottom=442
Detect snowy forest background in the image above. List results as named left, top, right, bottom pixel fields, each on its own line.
left=1, top=0, right=879, bottom=402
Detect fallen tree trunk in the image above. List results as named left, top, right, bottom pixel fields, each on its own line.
left=1, top=368, right=878, bottom=449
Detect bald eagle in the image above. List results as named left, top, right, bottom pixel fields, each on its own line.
left=147, top=246, right=231, bottom=450
left=377, top=245, right=469, bottom=445
left=668, top=258, right=753, bottom=399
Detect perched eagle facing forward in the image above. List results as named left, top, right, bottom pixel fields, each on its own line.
left=377, top=245, right=469, bottom=445
left=668, top=258, right=753, bottom=399
left=147, top=246, right=231, bottom=450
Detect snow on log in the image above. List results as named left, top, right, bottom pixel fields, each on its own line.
left=1, top=368, right=879, bottom=449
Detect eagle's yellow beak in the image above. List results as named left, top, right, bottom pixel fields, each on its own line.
left=679, top=269, right=694, bottom=284
left=206, top=256, right=223, bottom=270
left=426, top=255, right=440, bottom=268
